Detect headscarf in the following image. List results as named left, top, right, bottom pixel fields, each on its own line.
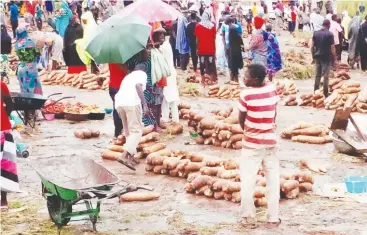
left=254, top=16, right=264, bottom=29
left=1, top=24, right=12, bottom=54
left=199, top=11, right=214, bottom=29
left=75, top=11, right=97, bottom=65
left=175, top=15, right=190, bottom=54
left=55, top=0, right=73, bottom=38
left=341, top=11, right=351, bottom=36
left=15, top=26, right=36, bottom=50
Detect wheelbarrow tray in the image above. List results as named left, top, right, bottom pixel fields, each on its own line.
left=11, top=92, right=48, bottom=111
left=33, top=157, right=120, bottom=201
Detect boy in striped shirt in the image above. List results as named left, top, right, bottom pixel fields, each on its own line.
left=238, top=64, right=281, bottom=228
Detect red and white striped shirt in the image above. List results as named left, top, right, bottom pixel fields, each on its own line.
left=238, top=83, right=278, bottom=149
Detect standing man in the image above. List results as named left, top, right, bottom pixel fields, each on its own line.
left=9, top=1, right=19, bottom=39
left=310, top=7, right=324, bottom=31
left=186, top=12, right=199, bottom=74
left=245, top=9, right=253, bottom=35
left=330, top=14, right=343, bottom=62
left=115, top=63, right=150, bottom=169
left=109, top=63, right=128, bottom=138
left=274, top=5, right=283, bottom=35
left=311, top=20, right=337, bottom=97
left=238, top=64, right=280, bottom=229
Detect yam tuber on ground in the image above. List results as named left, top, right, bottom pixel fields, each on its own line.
left=120, top=192, right=160, bottom=202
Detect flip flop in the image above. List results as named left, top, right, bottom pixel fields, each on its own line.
left=238, top=218, right=258, bottom=229
left=264, top=219, right=281, bottom=229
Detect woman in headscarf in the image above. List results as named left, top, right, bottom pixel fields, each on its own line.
left=195, top=11, right=217, bottom=84
left=15, top=26, right=42, bottom=95
left=249, top=16, right=269, bottom=67
left=348, top=14, right=362, bottom=68
left=63, top=15, right=86, bottom=74
left=1, top=24, right=12, bottom=84
left=176, top=15, right=190, bottom=71
left=75, top=11, right=98, bottom=74
left=55, top=0, right=72, bottom=38
left=265, top=24, right=282, bottom=81
left=1, top=81, right=20, bottom=211
left=357, top=15, right=367, bottom=72
left=228, top=24, right=243, bottom=82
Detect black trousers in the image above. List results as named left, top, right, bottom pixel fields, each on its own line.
left=190, top=43, right=198, bottom=70
left=170, top=40, right=180, bottom=67
left=180, top=53, right=190, bottom=71
left=10, top=19, right=18, bottom=38
left=109, top=88, right=123, bottom=137
left=314, top=59, right=331, bottom=97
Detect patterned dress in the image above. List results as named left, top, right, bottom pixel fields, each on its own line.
left=266, top=33, right=282, bottom=76
left=249, top=29, right=268, bottom=67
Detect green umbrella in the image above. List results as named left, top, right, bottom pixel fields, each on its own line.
left=85, top=15, right=151, bottom=64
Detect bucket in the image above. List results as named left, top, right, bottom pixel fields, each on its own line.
left=344, top=176, right=367, bottom=194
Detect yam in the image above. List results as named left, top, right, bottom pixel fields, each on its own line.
left=254, top=186, right=266, bottom=198
left=176, top=159, right=191, bottom=171
left=218, top=130, right=232, bottom=140
left=74, top=130, right=84, bottom=139
left=178, top=103, right=191, bottom=110
left=221, top=141, right=228, bottom=148
left=184, top=183, right=195, bottom=193
left=195, top=136, right=205, bottom=145
left=228, top=134, right=244, bottom=144
left=82, top=129, right=92, bottom=139
left=162, top=157, right=180, bottom=170
left=329, top=78, right=342, bottom=87
left=344, top=94, right=358, bottom=108
left=232, top=141, right=242, bottom=150
left=223, top=159, right=238, bottom=170
left=184, top=162, right=204, bottom=172
left=205, top=159, right=222, bottom=167
left=202, top=129, right=215, bottom=137
left=281, top=180, right=299, bottom=192
left=223, top=116, right=238, bottom=124
left=301, top=94, right=313, bottom=99
left=231, top=192, right=241, bottom=203
left=101, top=150, right=121, bottom=161
left=223, top=192, right=233, bottom=201
left=135, top=152, right=144, bottom=159
left=285, top=187, right=300, bottom=199
left=142, top=125, right=155, bottom=136
left=196, top=185, right=209, bottom=195
left=204, top=137, right=214, bottom=145
left=143, top=143, right=167, bottom=155
left=217, top=110, right=229, bottom=118
left=91, top=130, right=100, bottom=138
left=213, top=140, right=221, bottom=147
left=286, top=101, right=298, bottom=106
left=137, top=141, right=156, bottom=150
left=145, top=164, right=154, bottom=171
left=299, top=182, right=313, bottom=192
left=255, top=197, right=267, bottom=207
left=166, top=123, right=183, bottom=135
left=228, top=124, right=243, bottom=134
left=169, top=168, right=179, bottom=177
left=300, top=159, right=327, bottom=173
left=204, top=187, right=214, bottom=198
left=342, top=87, right=361, bottom=94
left=187, top=172, right=201, bottom=183
left=222, top=182, right=241, bottom=192
left=256, top=177, right=266, bottom=187
left=291, top=126, right=323, bottom=136
left=153, top=165, right=165, bottom=174
left=336, top=70, right=350, bottom=80
left=208, top=89, right=219, bottom=95
left=191, top=175, right=213, bottom=190
left=193, top=114, right=205, bottom=122
left=219, top=89, right=230, bottom=97
left=291, top=135, right=331, bottom=144
left=217, top=87, right=228, bottom=97
left=200, top=166, right=222, bottom=176
left=180, top=109, right=191, bottom=115
left=213, top=191, right=225, bottom=199
left=189, top=153, right=205, bottom=162
left=120, top=192, right=160, bottom=202
left=146, top=148, right=172, bottom=160
left=108, top=145, right=124, bottom=153
left=218, top=170, right=240, bottom=179
left=152, top=155, right=168, bottom=166
left=117, top=135, right=126, bottom=144
left=200, top=117, right=217, bottom=129
left=140, top=132, right=159, bottom=143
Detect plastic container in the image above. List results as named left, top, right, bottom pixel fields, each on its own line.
left=105, top=108, right=113, bottom=114
left=344, top=176, right=367, bottom=194
left=44, top=113, right=55, bottom=121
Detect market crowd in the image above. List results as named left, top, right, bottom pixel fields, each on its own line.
left=1, top=0, right=367, bottom=230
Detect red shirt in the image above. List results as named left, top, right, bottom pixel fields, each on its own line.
left=194, top=24, right=216, bottom=55
left=238, top=83, right=278, bottom=149
left=1, top=82, right=12, bottom=131
left=108, top=63, right=127, bottom=89
left=291, top=11, right=297, bottom=22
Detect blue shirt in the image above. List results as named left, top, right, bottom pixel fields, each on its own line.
left=221, top=24, right=239, bottom=47
left=36, top=5, right=42, bottom=19
left=10, top=4, right=19, bottom=21
left=236, top=22, right=243, bottom=36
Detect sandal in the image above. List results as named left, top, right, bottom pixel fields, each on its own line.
left=238, top=218, right=258, bottom=229
left=264, top=219, right=281, bottom=229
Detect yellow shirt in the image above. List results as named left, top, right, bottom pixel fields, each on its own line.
left=252, top=6, right=257, bottom=16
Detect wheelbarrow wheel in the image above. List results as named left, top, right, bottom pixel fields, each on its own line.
left=47, top=196, right=72, bottom=226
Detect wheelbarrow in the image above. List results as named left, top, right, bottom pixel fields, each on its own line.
left=33, top=156, right=152, bottom=234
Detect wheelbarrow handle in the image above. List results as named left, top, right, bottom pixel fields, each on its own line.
left=43, top=96, right=76, bottom=108
left=47, top=93, right=63, bottom=98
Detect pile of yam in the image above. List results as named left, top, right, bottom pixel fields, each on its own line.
left=276, top=50, right=314, bottom=80
left=185, top=162, right=314, bottom=205
left=178, top=103, right=192, bottom=120
left=192, top=108, right=244, bottom=150
left=74, top=129, right=100, bottom=139
left=284, top=96, right=298, bottom=106
left=39, top=66, right=110, bottom=91
left=312, top=91, right=325, bottom=109
left=145, top=150, right=206, bottom=178
left=356, top=87, right=367, bottom=113
left=281, top=122, right=332, bottom=144
left=207, top=82, right=241, bottom=99
left=101, top=125, right=165, bottom=161
left=186, top=74, right=200, bottom=83
left=275, top=80, right=298, bottom=98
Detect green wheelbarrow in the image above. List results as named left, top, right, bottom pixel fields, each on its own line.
left=33, top=156, right=152, bottom=233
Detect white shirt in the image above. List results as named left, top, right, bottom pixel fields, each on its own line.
left=311, top=13, right=324, bottom=31
left=330, top=20, right=342, bottom=45
left=115, top=71, right=147, bottom=107
left=325, top=13, right=332, bottom=21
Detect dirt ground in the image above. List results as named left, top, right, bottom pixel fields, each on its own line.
left=1, top=33, right=367, bottom=235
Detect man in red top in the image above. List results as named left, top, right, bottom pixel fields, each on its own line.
left=108, top=63, right=128, bottom=138
left=289, top=6, right=297, bottom=34
left=194, top=11, right=217, bottom=84
left=237, top=64, right=280, bottom=229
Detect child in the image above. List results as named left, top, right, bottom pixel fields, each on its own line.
left=237, top=64, right=280, bottom=229
left=115, top=63, right=150, bottom=170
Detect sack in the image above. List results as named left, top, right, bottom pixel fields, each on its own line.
left=156, top=76, right=167, bottom=87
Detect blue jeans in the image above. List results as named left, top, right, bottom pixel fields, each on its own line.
left=109, top=87, right=123, bottom=137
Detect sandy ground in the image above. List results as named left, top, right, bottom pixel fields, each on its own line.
left=1, top=33, right=367, bottom=235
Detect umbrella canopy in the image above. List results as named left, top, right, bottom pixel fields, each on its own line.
left=85, top=15, right=152, bottom=64
left=117, top=0, right=182, bottom=22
